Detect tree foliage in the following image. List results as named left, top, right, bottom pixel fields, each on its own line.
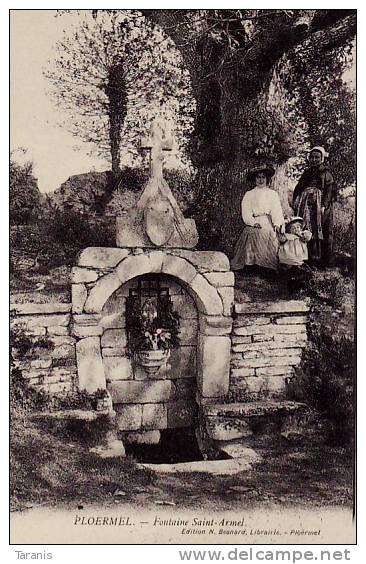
left=10, top=152, right=41, bottom=225
left=144, top=9, right=356, bottom=251
left=45, top=10, right=195, bottom=176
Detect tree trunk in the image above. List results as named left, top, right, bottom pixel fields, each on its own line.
left=106, top=64, right=128, bottom=180
left=142, top=10, right=356, bottom=254
left=191, top=62, right=296, bottom=255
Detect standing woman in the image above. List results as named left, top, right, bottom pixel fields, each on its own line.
left=231, top=164, right=285, bottom=272
left=293, top=146, right=336, bottom=266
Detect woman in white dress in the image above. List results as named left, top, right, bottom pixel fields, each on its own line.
left=231, top=164, right=285, bottom=271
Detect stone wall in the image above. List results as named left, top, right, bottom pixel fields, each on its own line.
left=11, top=255, right=310, bottom=452
left=10, top=303, right=77, bottom=395
left=229, top=300, right=309, bottom=401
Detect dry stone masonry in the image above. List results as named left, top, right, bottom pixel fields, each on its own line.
left=11, top=119, right=312, bottom=458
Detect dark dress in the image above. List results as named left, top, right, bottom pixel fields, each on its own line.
left=293, top=164, right=336, bottom=265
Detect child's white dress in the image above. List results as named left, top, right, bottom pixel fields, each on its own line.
left=278, top=230, right=312, bottom=267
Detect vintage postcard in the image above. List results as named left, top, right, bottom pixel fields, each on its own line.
left=10, top=8, right=356, bottom=545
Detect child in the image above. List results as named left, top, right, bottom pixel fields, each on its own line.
left=278, top=217, right=312, bottom=268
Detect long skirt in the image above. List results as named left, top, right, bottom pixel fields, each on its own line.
left=230, top=226, right=279, bottom=271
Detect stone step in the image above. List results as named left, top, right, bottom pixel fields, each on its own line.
left=233, top=300, right=310, bottom=315
left=217, top=444, right=262, bottom=462
left=203, top=400, right=312, bottom=440
left=204, top=400, right=310, bottom=419
left=138, top=458, right=252, bottom=475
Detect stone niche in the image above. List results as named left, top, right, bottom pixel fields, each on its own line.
left=71, top=247, right=234, bottom=445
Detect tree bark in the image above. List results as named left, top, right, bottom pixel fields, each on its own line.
left=143, top=10, right=356, bottom=254
left=105, top=64, right=128, bottom=179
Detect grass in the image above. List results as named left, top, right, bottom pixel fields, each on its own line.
left=10, top=409, right=153, bottom=511
left=10, top=407, right=354, bottom=512
left=151, top=444, right=354, bottom=511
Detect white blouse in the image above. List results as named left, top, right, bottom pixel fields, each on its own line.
left=241, top=187, right=285, bottom=229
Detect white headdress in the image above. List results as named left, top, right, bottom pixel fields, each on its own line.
left=307, top=146, right=329, bottom=163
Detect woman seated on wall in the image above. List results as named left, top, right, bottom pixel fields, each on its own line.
left=230, top=164, right=285, bottom=273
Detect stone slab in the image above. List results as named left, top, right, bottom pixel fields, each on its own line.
left=123, top=431, right=161, bottom=445
left=10, top=303, right=71, bottom=315
left=116, top=213, right=198, bottom=249
left=46, top=382, right=73, bottom=394
left=203, top=272, right=235, bottom=287
left=240, top=347, right=304, bottom=359
left=71, top=284, right=88, bottom=314
left=51, top=344, right=76, bottom=360
left=49, top=336, right=76, bottom=346
left=47, top=326, right=70, bottom=336
left=101, top=329, right=127, bottom=348
left=102, top=346, right=127, bottom=357
left=142, top=403, right=167, bottom=429
left=230, top=367, right=256, bottom=378
left=115, top=404, right=142, bottom=431
left=190, top=274, right=223, bottom=316
left=161, top=254, right=197, bottom=285
left=255, top=366, right=295, bottom=376
left=139, top=458, right=252, bottom=475
left=116, top=252, right=164, bottom=284
left=230, top=356, right=301, bottom=369
left=233, top=324, right=307, bottom=337
left=235, top=375, right=287, bottom=394
left=108, top=380, right=173, bottom=404
left=78, top=247, right=130, bottom=268
left=100, top=312, right=126, bottom=330
left=29, top=359, right=52, bottom=369
left=76, top=336, right=106, bottom=393
left=72, top=314, right=101, bottom=326
left=218, top=287, right=234, bottom=316
left=204, top=400, right=310, bottom=419
left=25, top=314, right=70, bottom=328
left=207, top=419, right=253, bottom=441
left=275, top=316, right=308, bottom=324
left=233, top=317, right=271, bottom=327
left=71, top=267, right=99, bottom=284
left=199, top=315, right=233, bottom=336
left=104, top=356, right=133, bottom=381
left=84, top=272, right=122, bottom=313
left=234, top=300, right=310, bottom=315
left=232, top=340, right=305, bottom=351
left=89, top=439, right=126, bottom=458
left=72, top=325, right=103, bottom=338
left=197, top=335, right=230, bottom=398
left=218, top=445, right=262, bottom=462
left=167, top=250, right=230, bottom=272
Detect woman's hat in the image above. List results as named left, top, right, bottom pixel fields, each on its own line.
left=247, top=164, right=275, bottom=182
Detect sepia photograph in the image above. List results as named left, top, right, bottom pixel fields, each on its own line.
left=9, top=8, right=356, bottom=546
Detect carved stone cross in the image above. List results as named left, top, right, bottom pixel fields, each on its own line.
left=140, top=118, right=173, bottom=179
left=116, top=117, right=198, bottom=249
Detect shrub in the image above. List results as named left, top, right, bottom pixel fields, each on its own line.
left=10, top=210, right=115, bottom=274
left=10, top=325, right=52, bottom=412
left=288, top=318, right=354, bottom=444
left=10, top=158, right=41, bottom=225
left=333, top=197, right=355, bottom=257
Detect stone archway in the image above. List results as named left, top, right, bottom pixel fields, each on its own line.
left=71, top=248, right=234, bottom=400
